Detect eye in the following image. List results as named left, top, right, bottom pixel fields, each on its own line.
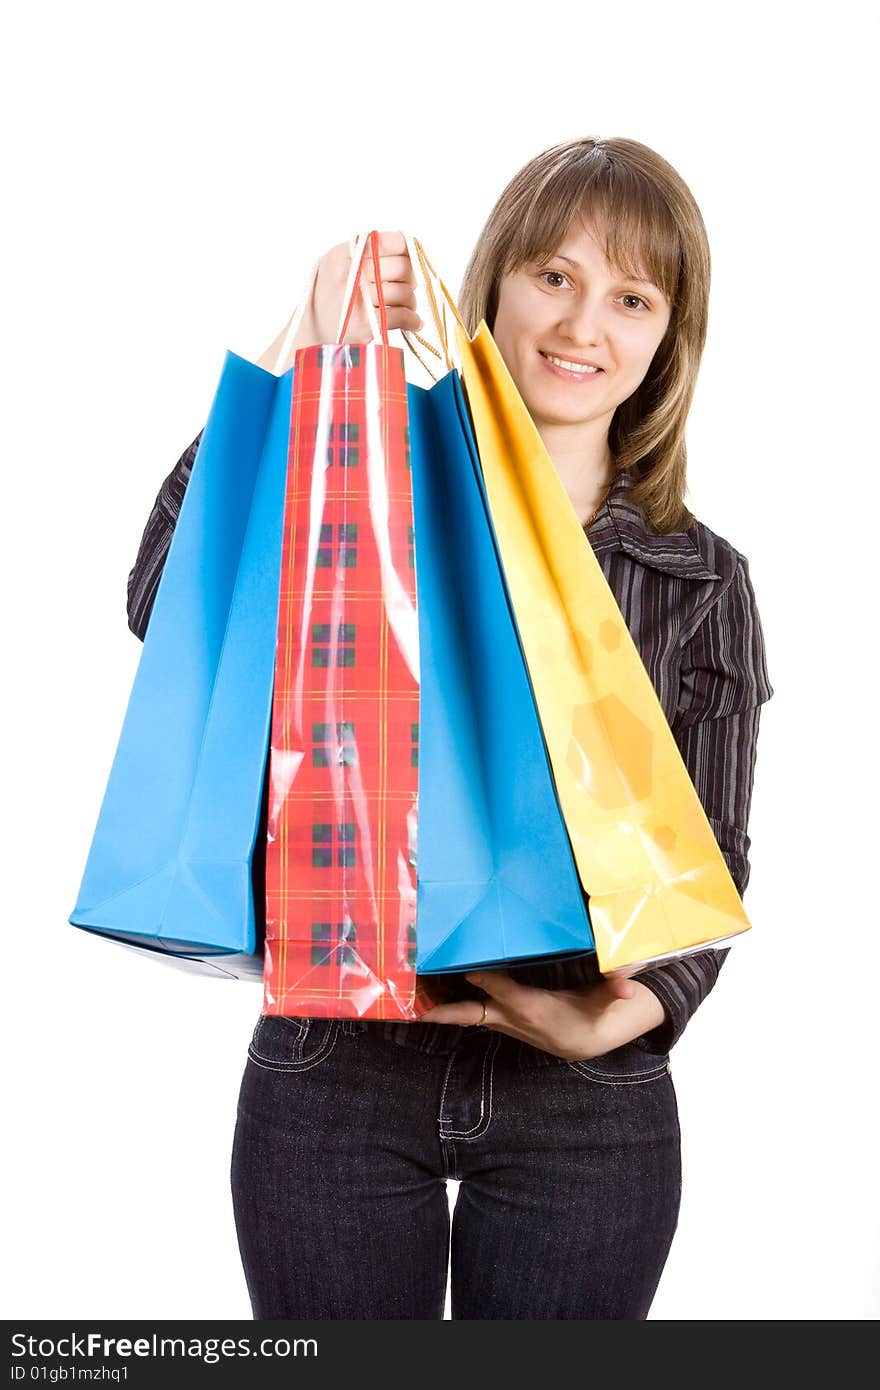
left=539, top=270, right=652, bottom=310
left=620, top=293, right=651, bottom=311
left=538, top=269, right=572, bottom=289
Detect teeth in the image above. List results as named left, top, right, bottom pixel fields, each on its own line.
left=543, top=353, right=600, bottom=374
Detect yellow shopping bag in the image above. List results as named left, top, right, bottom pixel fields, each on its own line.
left=403, top=237, right=751, bottom=975
left=450, top=315, right=750, bottom=974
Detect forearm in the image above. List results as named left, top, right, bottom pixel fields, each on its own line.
left=564, top=978, right=670, bottom=1059
left=127, top=432, right=202, bottom=640
left=257, top=306, right=320, bottom=374
left=593, top=980, right=669, bottom=1052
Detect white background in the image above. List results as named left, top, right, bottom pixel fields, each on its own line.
left=3, top=0, right=877, bottom=1321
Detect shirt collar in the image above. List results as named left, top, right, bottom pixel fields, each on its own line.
left=587, top=469, right=722, bottom=580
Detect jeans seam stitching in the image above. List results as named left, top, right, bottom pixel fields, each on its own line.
left=440, top=1035, right=501, bottom=1139
left=248, top=1021, right=340, bottom=1072
left=565, top=1062, right=668, bottom=1085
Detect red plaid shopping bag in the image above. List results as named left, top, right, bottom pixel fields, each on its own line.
left=263, top=232, right=444, bottom=1020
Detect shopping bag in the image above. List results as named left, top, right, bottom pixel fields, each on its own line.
left=399, top=239, right=752, bottom=976
left=68, top=351, right=295, bottom=978
left=263, top=232, right=430, bottom=1019
left=407, top=366, right=594, bottom=974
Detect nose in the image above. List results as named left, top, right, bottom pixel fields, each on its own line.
left=557, top=296, right=606, bottom=346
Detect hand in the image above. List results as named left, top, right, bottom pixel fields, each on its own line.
left=418, top=970, right=668, bottom=1062
left=258, top=230, right=422, bottom=373
left=309, top=230, right=422, bottom=345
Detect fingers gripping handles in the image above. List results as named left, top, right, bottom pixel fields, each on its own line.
left=338, top=229, right=468, bottom=372
left=267, top=230, right=387, bottom=374
left=267, top=229, right=467, bottom=375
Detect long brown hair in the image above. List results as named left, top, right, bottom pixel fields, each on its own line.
left=457, top=137, right=712, bottom=534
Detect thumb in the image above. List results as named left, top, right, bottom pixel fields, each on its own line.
left=465, top=969, right=517, bottom=1000
left=604, top=973, right=638, bottom=1001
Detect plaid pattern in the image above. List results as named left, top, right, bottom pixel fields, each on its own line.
left=263, top=343, right=437, bottom=1020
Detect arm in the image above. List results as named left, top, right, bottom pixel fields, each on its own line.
left=629, top=553, right=775, bottom=1054
left=417, top=553, right=775, bottom=1058
left=125, top=302, right=338, bottom=641
left=126, top=431, right=203, bottom=641
left=125, top=234, right=424, bottom=639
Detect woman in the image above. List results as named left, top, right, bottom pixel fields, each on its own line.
left=127, top=137, right=774, bottom=1319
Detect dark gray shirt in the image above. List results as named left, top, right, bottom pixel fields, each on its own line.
left=127, top=432, right=774, bottom=1055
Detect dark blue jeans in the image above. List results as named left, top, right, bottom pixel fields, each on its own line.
left=230, top=1013, right=682, bottom=1320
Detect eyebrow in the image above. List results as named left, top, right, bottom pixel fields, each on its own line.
left=552, top=254, right=657, bottom=288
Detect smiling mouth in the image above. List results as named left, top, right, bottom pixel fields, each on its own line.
left=539, top=351, right=605, bottom=378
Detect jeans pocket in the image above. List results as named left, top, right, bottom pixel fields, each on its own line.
left=566, top=1041, right=671, bottom=1086
left=247, top=1014, right=342, bottom=1072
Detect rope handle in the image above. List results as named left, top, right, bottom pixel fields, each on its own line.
left=337, top=230, right=389, bottom=345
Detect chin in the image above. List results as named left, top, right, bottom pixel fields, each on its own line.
left=525, top=393, right=590, bottom=426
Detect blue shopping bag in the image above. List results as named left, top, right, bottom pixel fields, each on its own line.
left=68, top=351, right=292, bottom=979
left=408, top=368, right=595, bottom=973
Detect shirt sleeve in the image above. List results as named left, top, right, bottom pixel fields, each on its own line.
left=630, top=552, right=775, bottom=1055
left=126, top=431, right=204, bottom=641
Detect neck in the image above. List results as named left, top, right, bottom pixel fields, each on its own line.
left=538, top=424, right=615, bottom=524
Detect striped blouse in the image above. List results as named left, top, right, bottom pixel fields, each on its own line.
left=127, top=431, right=775, bottom=1056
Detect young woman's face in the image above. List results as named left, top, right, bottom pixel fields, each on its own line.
left=491, top=219, right=673, bottom=437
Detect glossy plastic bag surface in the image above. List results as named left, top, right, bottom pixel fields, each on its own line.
left=262, top=334, right=429, bottom=1019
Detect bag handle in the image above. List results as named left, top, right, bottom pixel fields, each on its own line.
left=266, top=229, right=466, bottom=376
left=265, top=230, right=388, bottom=375
left=337, top=230, right=389, bottom=344
left=399, top=233, right=470, bottom=379
left=263, top=253, right=323, bottom=375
